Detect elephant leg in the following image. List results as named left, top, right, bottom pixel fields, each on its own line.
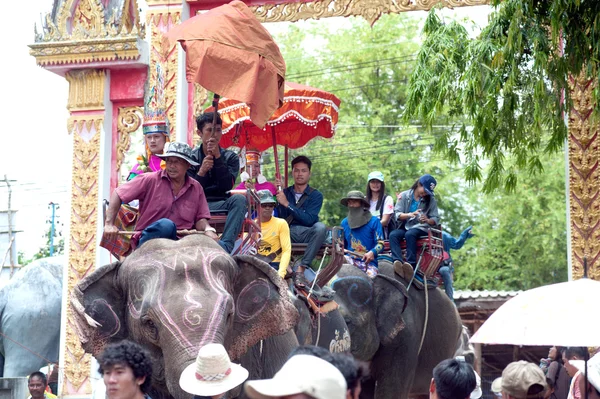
left=372, top=346, right=418, bottom=399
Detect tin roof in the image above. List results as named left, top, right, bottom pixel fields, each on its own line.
left=454, top=290, right=521, bottom=300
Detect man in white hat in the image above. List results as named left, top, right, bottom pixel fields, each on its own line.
left=497, top=360, right=548, bottom=399
left=104, top=142, right=218, bottom=250
left=429, top=358, right=477, bottom=399
left=571, top=353, right=600, bottom=399
left=244, top=354, right=347, bottom=399
left=180, top=343, right=249, bottom=399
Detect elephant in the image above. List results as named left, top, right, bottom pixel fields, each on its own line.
left=71, top=235, right=299, bottom=399
left=0, top=256, right=64, bottom=377
left=331, top=260, right=462, bottom=399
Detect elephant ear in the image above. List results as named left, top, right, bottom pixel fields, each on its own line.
left=71, top=261, right=128, bottom=356
left=373, top=273, right=408, bottom=346
left=228, top=255, right=299, bottom=360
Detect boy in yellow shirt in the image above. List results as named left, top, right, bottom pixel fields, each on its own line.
left=256, top=190, right=292, bottom=279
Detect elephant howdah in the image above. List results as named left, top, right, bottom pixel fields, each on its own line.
left=71, top=235, right=299, bottom=399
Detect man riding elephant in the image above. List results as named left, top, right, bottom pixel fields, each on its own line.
left=103, top=142, right=218, bottom=250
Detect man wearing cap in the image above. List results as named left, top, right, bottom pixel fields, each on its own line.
left=104, top=142, right=218, bottom=249
left=390, top=174, right=440, bottom=279
left=429, top=358, right=477, bottom=399
left=244, top=354, right=347, bottom=399
left=179, top=343, right=249, bottom=399
left=340, top=190, right=384, bottom=278
left=256, top=190, right=292, bottom=279
left=189, top=112, right=247, bottom=254
left=498, top=361, right=548, bottom=399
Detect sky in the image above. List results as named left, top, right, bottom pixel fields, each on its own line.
left=0, top=0, right=492, bottom=259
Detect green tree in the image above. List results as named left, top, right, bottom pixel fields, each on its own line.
left=453, top=152, right=568, bottom=290
left=266, top=14, right=468, bottom=226
left=403, top=0, right=600, bottom=192
left=18, top=226, right=64, bottom=266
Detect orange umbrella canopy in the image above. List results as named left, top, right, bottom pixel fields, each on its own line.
left=164, top=0, right=285, bottom=129
left=216, top=82, right=341, bottom=151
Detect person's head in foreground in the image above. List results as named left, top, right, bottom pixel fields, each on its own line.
left=429, top=358, right=476, bottom=399
left=98, top=340, right=153, bottom=399
left=288, top=345, right=364, bottom=399
left=244, top=354, right=347, bottom=399
left=28, top=371, right=49, bottom=399
left=498, top=360, right=548, bottom=399
left=571, top=353, right=600, bottom=399
left=563, top=347, right=588, bottom=377
left=179, top=343, right=249, bottom=399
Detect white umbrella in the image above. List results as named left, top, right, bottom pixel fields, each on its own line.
left=470, top=277, right=600, bottom=346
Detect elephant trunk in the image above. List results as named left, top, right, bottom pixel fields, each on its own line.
left=163, top=348, right=195, bottom=399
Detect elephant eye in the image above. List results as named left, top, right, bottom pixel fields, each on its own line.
left=142, top=315, right=159, bottom=341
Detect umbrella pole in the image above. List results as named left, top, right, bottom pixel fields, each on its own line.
left=284, top=145, right=289, bottom=188
left=271, top=126, right=281, bottom=190
left=210, top=93, right=221, bottom=156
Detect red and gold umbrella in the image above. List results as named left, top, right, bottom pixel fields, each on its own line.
left=208, top=82, right=341, bottom=184
left=217, top=82, right=341, bottom=151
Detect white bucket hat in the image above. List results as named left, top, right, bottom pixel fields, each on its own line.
left=244, top=355, right=347, bottom=399
left=179, top=343, right=249, bottom=397
left=571, top=353, right=600, bottom=392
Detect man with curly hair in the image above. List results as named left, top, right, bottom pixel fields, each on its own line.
left=98, top=340, right=153, bottom=399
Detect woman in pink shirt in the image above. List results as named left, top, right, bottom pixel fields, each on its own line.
left=234, top=150, right=277, bottom=195
left=127, top=120, right=170, bottom=180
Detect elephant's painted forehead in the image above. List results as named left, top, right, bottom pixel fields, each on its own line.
left=125, top=246, right=237, bottom=279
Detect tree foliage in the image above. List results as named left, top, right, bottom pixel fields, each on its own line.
left=403, top=0, right=600, bottom=192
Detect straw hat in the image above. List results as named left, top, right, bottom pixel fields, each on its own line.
left=179, top=343, right=249, bottom=396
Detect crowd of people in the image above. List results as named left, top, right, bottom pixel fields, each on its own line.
left=103, top=111, right=475, bottom=299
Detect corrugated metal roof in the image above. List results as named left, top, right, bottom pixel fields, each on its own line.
left=454, top=290, right=521, bottom=300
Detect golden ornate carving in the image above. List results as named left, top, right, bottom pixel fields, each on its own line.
left=30, top=0, right=145, bottom=66
left=65, top=120, right=102, bottom=395
left=568, top=73, right=600, bottom=280
left=146, top=8, right=182, bottom=141
left=65, top=70, right=105, bottom=112
left=251, top=0, right=489, bottom=25
left=116, top=107, right=143, bottom=174
left=61, top=68, right=105, bottom=395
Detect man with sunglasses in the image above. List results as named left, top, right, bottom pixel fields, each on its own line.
left=256, top=190, right=292, bottom=279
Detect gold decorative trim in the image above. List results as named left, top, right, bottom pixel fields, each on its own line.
left=146, top=9, right=182, bottom=142
left=66, top=70, right=105, bottom=112
left=116, top=106, right=144, bottom=174
left=251, top=0, right=490, bottom=25
left=568, top=74, right=600, bottom=280
left=30, top=0, right=145, bottom=66
left=145, top=0, right=183, bottom=5
left=65, top=118, right=103, bottom=395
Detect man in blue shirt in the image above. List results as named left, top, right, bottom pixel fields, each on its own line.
left=439, top=226, right=474, bottom=302
left=340, top=191, right=384, bottom=278
left=276, top=156, right=327, bottom=287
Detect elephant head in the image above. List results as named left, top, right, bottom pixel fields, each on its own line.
left=71, top=235, right=298, bottom=398
left=331, top=264, right=408, bottom=361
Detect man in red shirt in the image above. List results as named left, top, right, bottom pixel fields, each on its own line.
left=104, top=142, right=218, bottom=248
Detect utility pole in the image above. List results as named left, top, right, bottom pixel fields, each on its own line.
left=3, top=175, right=14, bottom=270
left=48, top=202, right=58, bottom=257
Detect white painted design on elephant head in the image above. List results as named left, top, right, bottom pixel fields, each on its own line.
left=125, top=248, right=234, bottom=356
left=91, top=298, right=121, bottom=338
left=329, top=329, right=351, bottom=353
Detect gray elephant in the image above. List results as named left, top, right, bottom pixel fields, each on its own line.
left=71, top=235, right=299, bottom=399
left=0, top=256, right=63, bottom=377
left=331, top=261, right=462, bottom=399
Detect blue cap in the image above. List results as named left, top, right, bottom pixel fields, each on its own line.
left=419, top=174, right=437, bottom=197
